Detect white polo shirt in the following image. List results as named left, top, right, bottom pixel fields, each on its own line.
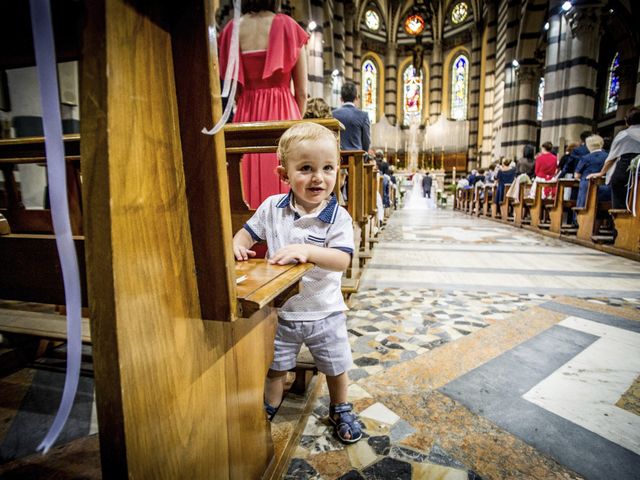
left=244, top=192, right=354, bottom=321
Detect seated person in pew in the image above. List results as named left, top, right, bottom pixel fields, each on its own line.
left=494, top=158, right=516, bottom=206
left=575, top=135, right=610, bottom=208
left=232, top=123, right=362, bottom=444
left=588, top=107, right=640, bottom=209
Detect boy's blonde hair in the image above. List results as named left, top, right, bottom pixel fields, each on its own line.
left=277, top=122, right=340, bottom=168
left=586, top=134, right=604, bottom=152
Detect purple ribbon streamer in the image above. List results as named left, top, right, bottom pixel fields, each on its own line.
left=29, top=0, right=83, bottom=454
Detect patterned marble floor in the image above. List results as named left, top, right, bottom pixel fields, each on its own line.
left=282, top=190, right=640, bottom=479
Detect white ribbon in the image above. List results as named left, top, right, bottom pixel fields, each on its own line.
left=29, top=0, right=83, bottom=454
left=202, top=0, right=241, bottom=135
left=627, top=154, right=640, bottom=217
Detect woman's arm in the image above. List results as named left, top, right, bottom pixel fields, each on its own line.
left=587, top=157, right=616, bottom=179
left=292, top=44, right=308, bottom=116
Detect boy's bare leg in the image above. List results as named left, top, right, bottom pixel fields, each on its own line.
left=327, top=371, right=360, bottom=441
left=265, top=369, right=288, bottom=407
left=326, top=371, right=349, bottom=404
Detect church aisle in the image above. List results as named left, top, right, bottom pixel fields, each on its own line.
left=283, top=197, right=640, bottom=479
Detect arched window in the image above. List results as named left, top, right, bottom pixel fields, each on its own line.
left=605, top=52, right=620, bottom=114
left=450, top=54, right=469, bottom=120
left=362, top=59, right=378, bottom=124
left=402, top=64, right=423, bottom=125
left=536, top=77, right=545, bottom=121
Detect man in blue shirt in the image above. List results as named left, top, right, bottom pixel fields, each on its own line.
left=332, top=82, right=371, bottom=152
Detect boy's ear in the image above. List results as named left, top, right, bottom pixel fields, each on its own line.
left=276, top=165, right=289, bottom=183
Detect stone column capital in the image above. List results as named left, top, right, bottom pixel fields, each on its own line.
left=516, top=64, right=540, bottom=84
left=565, top=5, right=604, bottom=39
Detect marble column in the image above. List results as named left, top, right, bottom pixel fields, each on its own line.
left=308, top=0, right=325, bottom=98
left=467, top=27, right=481, bottom=166
left=353, top=31, right=362, bottom=90
left=513, top=64, right=540, bottom=152
left=322, top=3, right=335, bottom=105
left=385, top=42, right=398, bottom=124
left=479, top=3, right=497, bottom=167
left=542, top=4, right=603, bottom=145
left=429, top=40, right=443, bottom=124
left=344, top=4, right=354, bottom=80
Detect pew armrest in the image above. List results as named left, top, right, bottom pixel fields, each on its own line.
left=235, top=259, right=314, bottom=318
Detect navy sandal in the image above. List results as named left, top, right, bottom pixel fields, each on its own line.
left=264, top=402, right=278, bottom=421
left=329, top=402, right=363, bottom=444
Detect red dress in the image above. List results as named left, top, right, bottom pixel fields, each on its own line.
left=535, top=152, right=557, bottom=198
left=218, top=14, right=309, bottom=208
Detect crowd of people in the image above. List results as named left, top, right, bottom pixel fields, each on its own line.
left=458, top=107, right=640, bottom=218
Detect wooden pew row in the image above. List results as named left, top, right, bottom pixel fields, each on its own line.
left=459, top=173, right=639, bottom=261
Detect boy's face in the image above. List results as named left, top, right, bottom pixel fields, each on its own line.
left=277, top=136, right=338, bottom=212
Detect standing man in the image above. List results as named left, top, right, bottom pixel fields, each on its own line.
left=332, top=82, right=371, bottom=152
left=422, top=171, right=433, bottom=198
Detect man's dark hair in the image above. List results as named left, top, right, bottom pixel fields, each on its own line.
left=522, top=144, right=535, bottom=160
left=625, top=107, right=640, bottom=126
left=243, top=0, right=276, bottom=13
left=580, top=130, right=592, bottom=142
left=341, top=82, right=358, bottom=103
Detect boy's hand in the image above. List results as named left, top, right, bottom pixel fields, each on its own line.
left=269, top=244, right=310, bottom=265
left=234, top=245, right=256, bottom=261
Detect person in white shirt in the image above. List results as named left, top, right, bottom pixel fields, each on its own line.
left=232, top=122, right=362, bottom=444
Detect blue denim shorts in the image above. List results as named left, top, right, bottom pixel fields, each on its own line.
left=270, top=311, right=353, bottom=376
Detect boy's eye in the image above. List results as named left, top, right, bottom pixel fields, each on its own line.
left=323, top=165, right=335, bottom=171
left=300, top=165, right=312, bottom=172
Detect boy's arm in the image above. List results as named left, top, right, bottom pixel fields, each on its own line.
left=233, top=228, right=257, bottom=261
left=269, top=244, right=350, bottom=272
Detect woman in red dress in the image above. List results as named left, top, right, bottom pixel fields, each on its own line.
left=534, top=141, right=558, bottom=198
left=218, top=1, right=309, bottom=208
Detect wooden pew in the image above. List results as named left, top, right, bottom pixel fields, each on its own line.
left=499, top=183, right=513, bottom=223
left=340, top=150, right=366, bottom=283
left=482, top=184, right=493, bottom=217
left=573, top=177, right=613, bottom=244
left=608, top=174, right=640, bottom=257
left=546, top=179, right=579, bottom=235
left=513, top=183, right=532, bottom=227
left=490, top=184, right=501, bottom=219
left=527, top=180, right=556, bottom=230
left=0, top=135, right=82, bottom=234
left=472, top=185, right=483, bottom=216
left=0, top=2, right=318, bottom=478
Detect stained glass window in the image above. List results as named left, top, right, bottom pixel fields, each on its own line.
left=362, top=60, right=377, bottom=124
left=365, top=10, right=380, bottom=31
left=450, top=54, right=468, bottom=120
left=605, top=52, right=620, bottom=114
left=536, top=77, right=545, bottom=121
left=403, top=64, right=423, bottom=125
left=404, top=14, right=425, bottom=36
left=451, top=2, right=469, bottom=24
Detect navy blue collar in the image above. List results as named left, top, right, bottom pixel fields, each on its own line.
left=276, top=191, right=339, bottom=224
